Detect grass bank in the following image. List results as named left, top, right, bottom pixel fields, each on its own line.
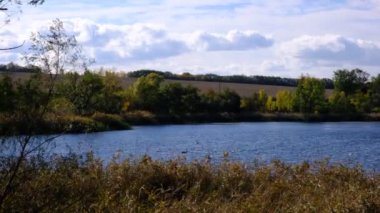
left=1, top=154, right=379, bottom=212
left=1, top=112, right=379, bottom=135
left=123, top=111, right=380, bottom=125
left=0, top=112, right=131, bottom=135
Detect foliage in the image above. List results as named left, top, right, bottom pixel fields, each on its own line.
left=91, top=112, right=130, bottom=130
left=265, top=96, right=277, bottom=112
left=24, top=18, right=90, bottom=75
left=128, top=69, right=335, bottom=88
left=369, top=74, right=380, bottom=112
left=159, top=83, right=201, bottom=115
left=275, top=90, right=295, bottom=112
left=295, top=77, right=326, bottom=113
left=0, top=75, right=15, bottom=112
left=126, top=73, right=163, bottom=112
left=0, top=154, right=379, bottom=212
left=333, top=69, right=369, bottom=96
left=240, top=89, right=268, bottom=112
left=328, top=92, right=354, bottom=113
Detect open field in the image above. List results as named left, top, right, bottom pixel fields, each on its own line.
left=121, top=77, right=334, bottom=97
left=1, top=71, right=333, bottom=97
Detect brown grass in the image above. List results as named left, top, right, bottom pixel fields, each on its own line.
left=1, top=153, right=379, bottom=212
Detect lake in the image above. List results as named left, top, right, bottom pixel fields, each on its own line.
left=54, top=122, right=380, bottom=171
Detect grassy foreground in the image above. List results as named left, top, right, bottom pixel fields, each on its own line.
left=1, top=154, right=379, bottom=212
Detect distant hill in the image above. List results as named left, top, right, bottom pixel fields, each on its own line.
left=128, top=69, right=335, bottom=89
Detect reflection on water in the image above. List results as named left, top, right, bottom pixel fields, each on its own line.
left=54, top=122, right=380, bottom=171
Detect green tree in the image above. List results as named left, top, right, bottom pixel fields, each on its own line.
left=159, top=83, right=201, bottom=115
left=218, top=89, right=241, bottom=113
left=328, top=91, right=354, bottom=113
left=275, top=90, right=295, bottom=112
left=240, top=89, right=268, bottom=112
left=127, top=73, right=163, bottom=112
left=0, top=75, right=15, bottom=112
left=75, top=71, right=104, bottom=115
left=201, top=90, right=221, bottom=113
left=265, top=96, right=277, bottom=112
left=369, top=74, right=380, bottom=112
left=96, top=72, right=125, bottom=114
left=295, top=77, right=326, bottom=113
left=333, top=69, right=369, bottom=95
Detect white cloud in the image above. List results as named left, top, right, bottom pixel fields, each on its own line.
left=280, top=35, right=380, bottom=67
left=7, top=18, right=273, bottom=61
left=190, top=30, right=273, bottom=51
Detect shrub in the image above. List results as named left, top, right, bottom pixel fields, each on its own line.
left=91, top=112, right=131, bottom=130
left=122, top=110, right=157, bottom=125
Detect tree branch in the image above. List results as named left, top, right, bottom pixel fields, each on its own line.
left=0, top=41, right=25, bottom=51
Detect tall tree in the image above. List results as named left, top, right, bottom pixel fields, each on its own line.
left=295, top=76, right=326, bottom=113
left=369, top=74, right=380, bottom=112
left=24, top=18, right=91, bottom=75
left=127, top=73, right=164, bottom=112
left=333, top=69, right=369, bottom=95
left=0, top=18, right=89, bottom=207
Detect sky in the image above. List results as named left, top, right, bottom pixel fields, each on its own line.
left=0, top=0, right=380, bottom=78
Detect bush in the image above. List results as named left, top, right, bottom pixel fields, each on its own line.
left=91, top=112, right=131, bottom=130
left=46, top=114, right=106, bottom=133
left=122, top=110, right=157, bottom=125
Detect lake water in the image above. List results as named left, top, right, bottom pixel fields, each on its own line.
left=54, top=122, right=380, bottom=171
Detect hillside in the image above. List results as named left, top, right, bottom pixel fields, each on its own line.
left=1, top=71, right=333, bottom=97
left=121, top=77, right=334, bottom=97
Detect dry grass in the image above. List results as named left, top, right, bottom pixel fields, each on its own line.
left=1, top=153, right=379, bottom=212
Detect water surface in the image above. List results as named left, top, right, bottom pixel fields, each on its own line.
left=54, top=122, right=380, bottom=170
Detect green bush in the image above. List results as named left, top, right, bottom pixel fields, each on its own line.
left=91, top=112, right=131, bottom=130
left=123, top=110, right=157, bottom=125
left=46, top=114, right=106, bottom=133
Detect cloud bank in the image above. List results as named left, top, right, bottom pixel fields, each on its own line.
left=281, top=35, right=380, bottom=67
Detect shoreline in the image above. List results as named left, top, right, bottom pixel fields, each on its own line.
left=1, top=112, right=379, bottom=135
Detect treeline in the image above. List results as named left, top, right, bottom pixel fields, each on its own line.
left=120, top=68, right=379, bottom=115
left=0, top=63, right=41, bottom=73
left=128, top=69, right=336, bottom=88
left=0, top=64, right=335, bottom=88
left=1, top=68, right=380, bottom=134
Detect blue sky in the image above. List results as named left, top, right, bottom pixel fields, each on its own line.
left=1, top=0, right=380, bottom=78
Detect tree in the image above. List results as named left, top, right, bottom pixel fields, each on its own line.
left=218, top=89, right=241, bottom=113
left=369, top=74, right=380, bottom=112
left=97, top=72, right=125, bottom=114
left=240, top=89, right=268, bottom=112
left=328, top=91, right=354, bottom=113
left=24, top=18, right=91, bottom=75
left=333, top=69, right=369, bottom=95
left=275, top=90, right=295, bottom=112
left=295, top=76, right=326, bottom=113
left=159, top=83, right=201, bottom=115
left=0, top=18, right=88, bottom=207
left=127, top=73, right=164, bottom=112
left=265, top=96, right=277, bottom=112
left=0, top=75, right=15, bottom=112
